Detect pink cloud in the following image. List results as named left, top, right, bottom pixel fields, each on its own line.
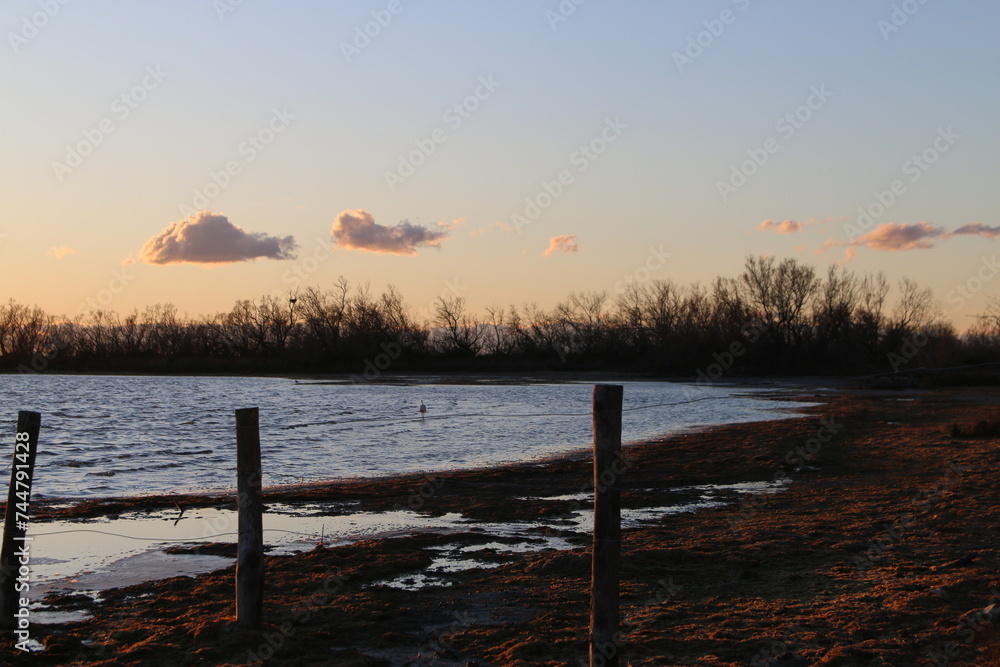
left=757, top=219, right=803, bottom=235
left=331, top=209, right=448, bottom=255
left=47, top=246, right=76, bottom=259
left=819, top=221, right=957, bottom=262
left=953, top=223, right=1000, bottom=239
left=141, top=211, right=297, bottom=265
left=544, top=234, right=579, bottom=256
left=854, top=222, right=946, bottom=251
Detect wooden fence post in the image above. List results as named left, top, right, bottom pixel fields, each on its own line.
left=235, top=407, right=264, bottom=630
left=0, top=411, right=42, bottom=629
left=590, top=384, right=623, bottom=667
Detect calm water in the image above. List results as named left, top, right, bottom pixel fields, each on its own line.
left=0, top=375, right=808, bottom=500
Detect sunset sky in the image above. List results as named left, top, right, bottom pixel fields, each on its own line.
left=2, top=1, right=998, bottom=328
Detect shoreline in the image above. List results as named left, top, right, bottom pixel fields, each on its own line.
left=17, top=383, right=821, bottom=523
left=3, top=385, right=998, bottom=665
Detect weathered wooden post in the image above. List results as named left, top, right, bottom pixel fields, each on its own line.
left=235, top=407, right=264, bottom=630
left=590, top=385, right=623, bottom=667
left=0, top=411, right=42, bottom=630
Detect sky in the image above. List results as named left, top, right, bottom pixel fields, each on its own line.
left=1, top=1, right=998, bottom=329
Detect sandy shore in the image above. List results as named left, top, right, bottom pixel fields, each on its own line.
left=2, top=385, right=999, bottom=665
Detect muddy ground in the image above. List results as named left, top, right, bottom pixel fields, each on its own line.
left=1, top=386, right=999, bottom=666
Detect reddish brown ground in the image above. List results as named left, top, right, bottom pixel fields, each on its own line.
left=1, top=386, right=999, bottom=666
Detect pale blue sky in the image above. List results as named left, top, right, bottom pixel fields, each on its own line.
left=1, top=1, right=997, bottom=326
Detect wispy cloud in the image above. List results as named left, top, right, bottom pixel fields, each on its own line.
left=821, top=221, right=954, bottom=263
left=757, top=219, right=803, bottom=235
left=953, top=223, right=1000, bottom=239
left=331, top=209, right=448, bottom=255
left=854, top=221, right=947, bottom=251
left=544, top=234, right=579, bottom=256
left=47, top=246, right=76, bottom=259
left=772, top=216, right=1000, bottom=263
left=140, top=211, right=297, bottom=265
left=435, top=217, right=467, bottom=231
left=471, top=220, right=515, bottom=237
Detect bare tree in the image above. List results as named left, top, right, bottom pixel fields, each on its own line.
left=855, top=271, right=889, bottom=356
left=739, top=256, right=818, bottom=348
left=433, top=296, right=483, bottom=356
left=813, top=265, right=859, bottom=349
left=483, top=305, right=513, bottom=356
left=891, top=277, right=937, bottom=334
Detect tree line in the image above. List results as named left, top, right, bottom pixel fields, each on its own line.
left=3, top=257, right=1000, bottom=378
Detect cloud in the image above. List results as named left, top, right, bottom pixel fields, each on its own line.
left=757, top=219, right=803, bottom=235
left=854, top=221, right=946, bottom=251
left=471, top=220, right=515, bottom=236
left=331, top=209, right=448, bottom=255
left=140, top=211, right=297, bottom=265
left=544, top=234, right=579, bottom=256
left=436, top=217, right=467, bottom=231
left=953, top=223, right=1000, bottom=240
left=47, top=246, right=76, bottom=259
left=820, top=221, right=949, bottom=263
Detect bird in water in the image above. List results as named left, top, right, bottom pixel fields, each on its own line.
left=418, top=400, right=427, bottom=417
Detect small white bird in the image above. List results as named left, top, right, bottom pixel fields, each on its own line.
left=418, top=400, right=427, bottom=416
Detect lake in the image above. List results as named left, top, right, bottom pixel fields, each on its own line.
left=0, top=375, right=809, bottom=500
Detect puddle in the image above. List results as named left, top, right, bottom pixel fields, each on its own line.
left=686, top=480, right=790, bottom=494
left=20, top=478, right=792, bottom=597
left=15, top=638, right=46, bottom=653
left=623, top=501, right=728, bottom=525
left=371, top=573, right=454, bottom=591
left=427, top=554, right=502, bottom=574
left=520, top=492, right=591, bottom=502
left=29, top=609, right=92, bottom=624
left=25, top=507, right=479, bottom=593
